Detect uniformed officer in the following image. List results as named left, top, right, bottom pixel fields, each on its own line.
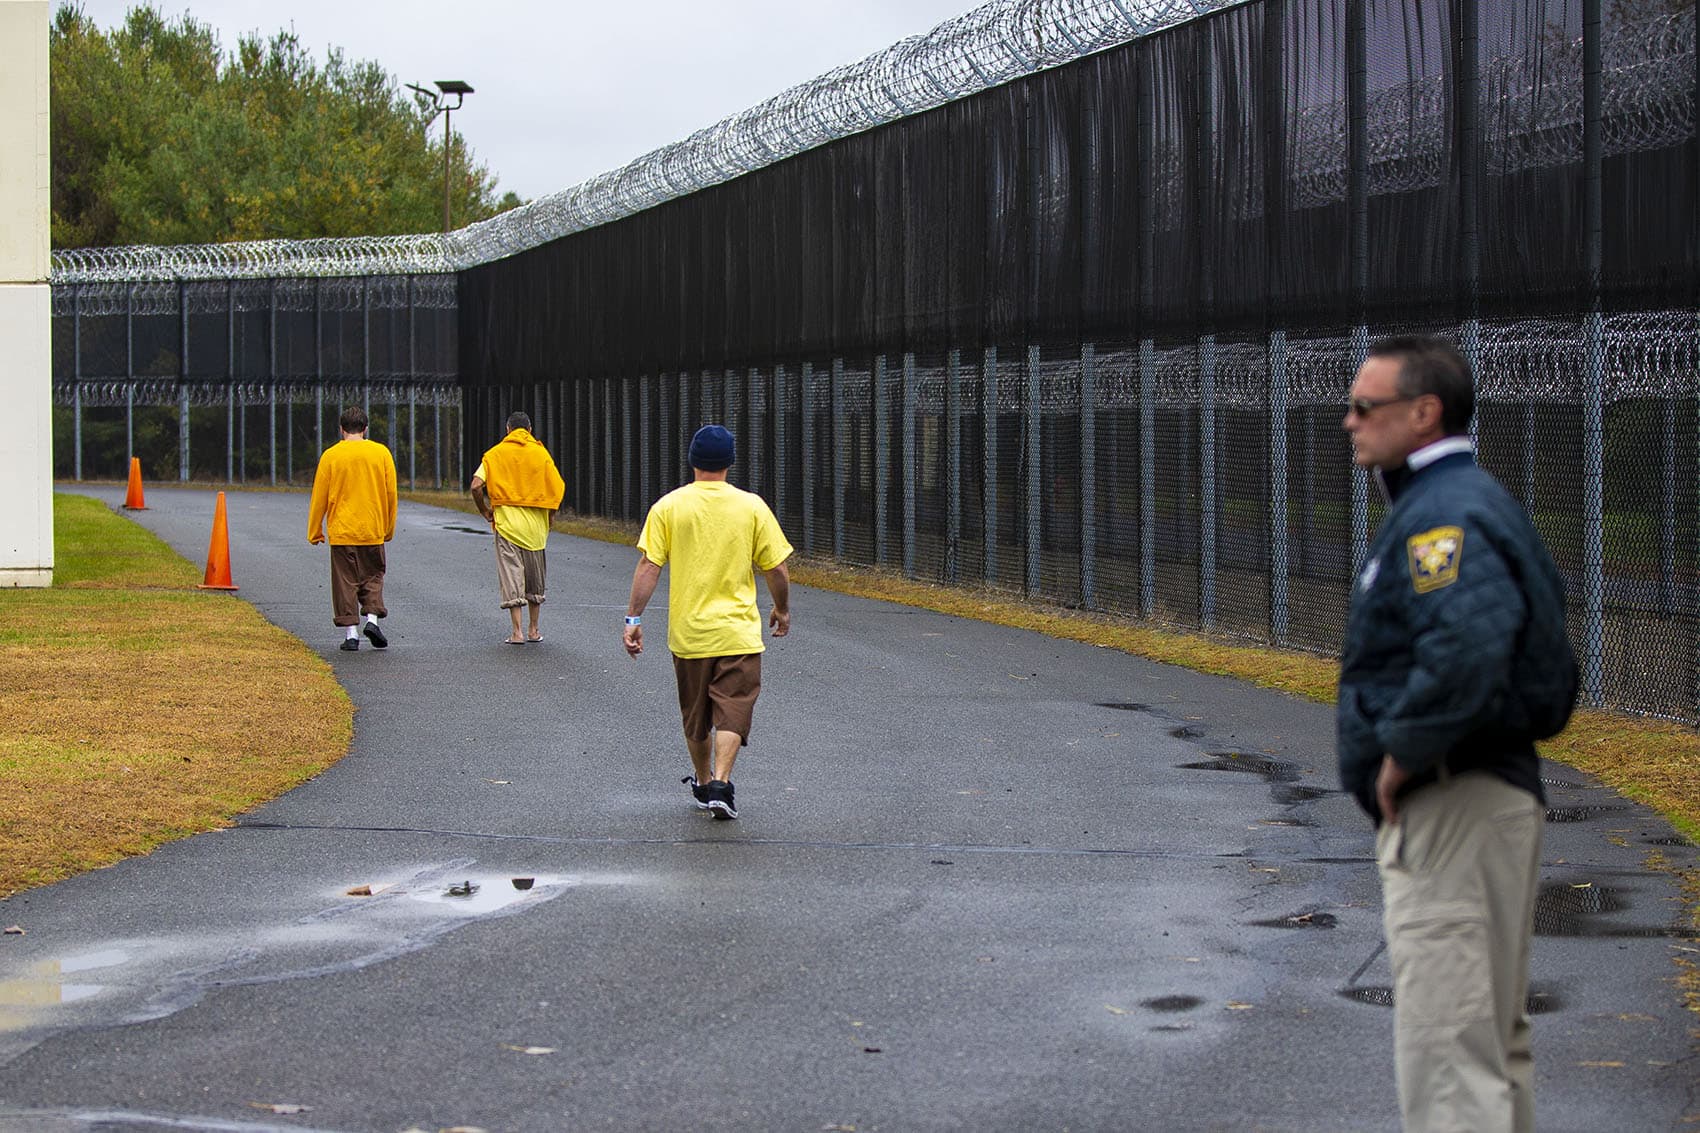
left=1337, top=335, right=1577, bottom=1133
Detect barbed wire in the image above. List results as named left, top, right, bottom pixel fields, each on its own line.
left=49, top=1, right=1693, bottom=284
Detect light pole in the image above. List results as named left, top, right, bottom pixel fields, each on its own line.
left=407, top=79, right=474, bottom=233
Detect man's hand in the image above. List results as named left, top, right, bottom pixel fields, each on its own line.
left=1376, top=754, right=1412, bottom=825
left=769, top=608, right=790, bottom=637
left=623, top=624, right=643, bottom=656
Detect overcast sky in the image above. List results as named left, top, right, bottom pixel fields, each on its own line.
left=70, top=0, right=986, bottom=204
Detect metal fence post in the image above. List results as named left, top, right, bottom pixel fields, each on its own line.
left=983, top=345, right=999, bottom=584
left=1025, top=344, right=1041, bottom=596
left=748, top=366, right=764, bottom=501
left=604, top=379, right=616, bottom=518
left=73, top=380, right=82, bottom=482
left=1269, top=330, right=1290, bottom=645
left=832, top=357, right=846, bottom=560
left=902, top=351, right=917, bottom=579
left=1080, top=342, right=1096, bottom=610
left=1139, top=338, right=1155, bottom=615
left=946, top=348, right=962, bottom=584
left=874, top=354, right=889, bottom=566
left=1200, top=334, right=1217, bottom=627
left=1351, top=327, right=1370, bottom=570
left=640, top=374, right=653, bottom=510
left=1582, top=0, right=1605, bottom=703
left=624, top=377, right=636, bottom=520
left=179, top=384, right=190, bottom=482
left=125, top=285, right=135, bottom=462
left=774, top=365, right=788, bottom=522
left=801, top=362, right=816, bottom=555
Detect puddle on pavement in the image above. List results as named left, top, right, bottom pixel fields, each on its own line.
left=1178, top=752, right=1301, bottom=784
left=1532, top=881, right=1687, bottom=938
left=1341, top=985, right=1562, bottom=1014
left=1141, top=994, right=1203, bottom=1013
left=1272, top=784, right=1334, bottom=804
left=1545, top=805, right=1627, bottom=823
left=1251, top=911, right=1338, bottom=930
left=399, top=874, right=570, bottom=917
left=0, top=954, right=124, bottom=1029
left=1095, top=702, right=1151, bottom=712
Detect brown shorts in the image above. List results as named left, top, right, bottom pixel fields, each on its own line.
left=329, top=544, right=387, bottom=627
left=672, top=653, right=762, bottom=746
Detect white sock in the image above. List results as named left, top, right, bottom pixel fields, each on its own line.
left=365, top=614, right=379, bottom=625
left=345, top=626, right=359, bottom=639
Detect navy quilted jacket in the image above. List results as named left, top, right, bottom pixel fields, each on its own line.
left=1336, top=448, right=1577, bottom=823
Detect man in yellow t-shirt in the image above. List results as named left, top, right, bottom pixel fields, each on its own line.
left=470, top=412, right=567, bottom=644
left=307, top=405, right=398, bottom=652
left=623, top=424, right=793, bottom=820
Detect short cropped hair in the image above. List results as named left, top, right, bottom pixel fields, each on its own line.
left=339, top=405, right=369, bottom=434
left=1366, top=334, right=1474, bottom=435
left=505, top=411, right=532, bottom=432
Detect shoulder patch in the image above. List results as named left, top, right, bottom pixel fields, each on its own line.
left=1406, top=526, right=1464, bottom=593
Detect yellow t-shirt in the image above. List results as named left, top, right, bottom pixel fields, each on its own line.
left=473, top=461, right=551, bottom=552
left=637, top=481, right=793, bottom=659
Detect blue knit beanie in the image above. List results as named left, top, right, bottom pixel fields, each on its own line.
left=688, top=424, right=736, bottom=471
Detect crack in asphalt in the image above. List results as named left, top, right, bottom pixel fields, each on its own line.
left=231, top=820, right=1375, bottom=863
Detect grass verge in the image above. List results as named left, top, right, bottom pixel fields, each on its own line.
left=0, top=494, right=352, bottom=898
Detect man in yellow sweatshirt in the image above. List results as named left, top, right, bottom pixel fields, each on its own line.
left=470, top=412, right=567, bottom=644
left=307, top=406, right=398, bottom=652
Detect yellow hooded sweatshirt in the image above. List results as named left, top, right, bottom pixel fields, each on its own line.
left=307, top=437, right=397, bottom=546
left=481, top=429, right=566, bottom=511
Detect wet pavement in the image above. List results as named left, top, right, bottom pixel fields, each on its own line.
left=0, top=485, right=1694, bottom=1132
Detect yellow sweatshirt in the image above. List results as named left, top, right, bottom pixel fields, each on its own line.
left=480, top=429, right=566, bottom=510
left=307, top=438, right=398, bottom=546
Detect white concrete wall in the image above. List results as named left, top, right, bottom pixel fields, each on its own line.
left=0, top=1, right=53, bottom=587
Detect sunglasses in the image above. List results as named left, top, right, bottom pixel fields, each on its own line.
left=1346, top=394, right=1419, bottom=418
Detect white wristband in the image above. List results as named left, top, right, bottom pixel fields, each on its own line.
left=625, top=616, right=642, bottom=626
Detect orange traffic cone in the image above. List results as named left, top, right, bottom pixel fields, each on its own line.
left=122, top=457, right=147, bottom=510
left=197, top=491, right=239, bottom=591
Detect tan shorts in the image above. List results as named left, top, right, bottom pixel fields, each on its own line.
left=494, top=535, right=546, bottom=608
left=672, top=653, right=762, bottom=745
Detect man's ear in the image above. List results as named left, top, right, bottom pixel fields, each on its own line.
left=1413, top=392, right=1445, bottom=432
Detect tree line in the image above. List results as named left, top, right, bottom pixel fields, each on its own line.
left=52, top=3, right=522, bottom=249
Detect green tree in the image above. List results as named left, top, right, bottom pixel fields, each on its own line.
left=51, top=3, right=520, bottom=248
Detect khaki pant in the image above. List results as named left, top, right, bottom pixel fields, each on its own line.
left=1377, top=771, right=1542, bottom=1133
left=493, top=534, right=546, bottom=608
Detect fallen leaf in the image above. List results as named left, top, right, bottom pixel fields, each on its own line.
left=441, top=1127, right=489, bottom=1133
left=3, top=926, right=23, bottom=936
left=1226, top=1002, right=1253, bottom=1010
left=1104, top=1005, right=1128, bottom=1015
left=823, top=1125, right=859, bottom=1132
left=501, top=1044, right=556, bottom=1055
left=1183, top=957, right=1201, bottom=963
left=1578, top=1060, right=1625, bottom=1068
left=483, top=779, right=511, bottom=785
left=247, top=1102, right=311, bottom=1114
left=1007, top=673, right=1029, bottom=681
left=862, top=1046, right=883, bottom=1053
left=1570, top=882, right=1594, bottom=890
left=345, top=885, right=373, bottom=897
left=1617, top=1013, right=1658, bottom=1022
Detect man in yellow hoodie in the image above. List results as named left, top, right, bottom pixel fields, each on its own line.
left=470, top=412, right=567, bottom=644
left=308, top=406, right=398, bottom=652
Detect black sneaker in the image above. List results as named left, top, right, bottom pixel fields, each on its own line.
left=339, top=638, right=359, bottom=652
left=682, top=775, right=710, bottom=810
left=701, top=780, right=737, bottom=820
left=363, top=619, right=388, bottom=649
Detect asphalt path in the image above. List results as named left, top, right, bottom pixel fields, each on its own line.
left=1, top=485, right=1694, bottom=1133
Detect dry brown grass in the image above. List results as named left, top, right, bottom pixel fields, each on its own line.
left=400, top=488, right=1700, bottom=847
left=0, top=495, right=351, bottom=897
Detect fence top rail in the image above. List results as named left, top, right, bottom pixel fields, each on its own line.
left=50, top=2, right=1693, bottom=284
